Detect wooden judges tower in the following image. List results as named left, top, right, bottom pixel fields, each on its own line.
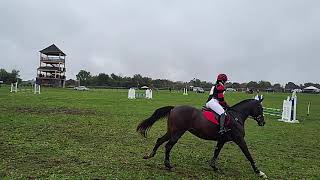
left=37, top=44, right=66, bottom=87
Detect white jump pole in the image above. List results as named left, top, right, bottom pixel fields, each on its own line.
left=292, top=92, right=297, bottom=121
left=307, top=102, right=310, bottom=116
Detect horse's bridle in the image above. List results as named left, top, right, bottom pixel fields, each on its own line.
left=253, top=114, right=263, bottom=121
left=228, top=108, right=264, bottom=125
left=253, top=114, right=265, bottom=126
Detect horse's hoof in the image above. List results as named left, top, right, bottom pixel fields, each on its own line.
left=209, top=163, right=218, bottom=171
left=165, top=166, right=174, bottom=171
left=143, top=155, right=150, bottom=159
left=209, top=160, right=218, bottom=171
left=212, top=166, right=219, bottom=172
left=165, top=164, right=173, bottom=170
left=257, top=171, right=267, bottom=179
left=165, top=161, right=174, bottom=171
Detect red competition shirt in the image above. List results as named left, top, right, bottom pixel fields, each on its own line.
left=207, top=83, right=229, bottom=108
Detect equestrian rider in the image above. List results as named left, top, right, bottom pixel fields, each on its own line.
left=206, top=74, right=229, bottom=135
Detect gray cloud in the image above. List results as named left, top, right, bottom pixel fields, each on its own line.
left=0, top=0, right=319, bottom=85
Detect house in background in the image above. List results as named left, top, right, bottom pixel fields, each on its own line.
left=303, top=86, right=320, bottom=93
left=36, top=44, right=66, bottom=87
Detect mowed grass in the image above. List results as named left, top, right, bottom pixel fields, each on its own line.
left=0, top=87, right=319, bottom=179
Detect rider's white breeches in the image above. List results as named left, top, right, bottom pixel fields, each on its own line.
left=206, top=98, right=225, bottom=115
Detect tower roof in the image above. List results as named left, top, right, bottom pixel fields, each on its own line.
left=40, top=44, right=66, bottom=56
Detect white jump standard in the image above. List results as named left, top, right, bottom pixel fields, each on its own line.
left=255, top=91, right=299, bottom=123
left=145, top=89, right=152, bottom=99
left=128, top=88, right=136, bottom=99
left=183, top=88, right=188, bottom=95
left=34, top=83, right=41, bottom=94
left=278, top=91, right=298, bottom=123
left=10, top=82, right=18, bottom=93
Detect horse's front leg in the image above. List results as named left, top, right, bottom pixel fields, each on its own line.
left=234, top=137, right=267, bottom=178
left=209, top=140, right=225, bottom=171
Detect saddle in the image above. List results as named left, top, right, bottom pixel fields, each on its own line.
left=201, top=107, right=232, bottom=127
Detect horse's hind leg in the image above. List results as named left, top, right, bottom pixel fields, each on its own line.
left=164, top=131, right=185, bottom=170
left=143, top=133, right=170, bottom=159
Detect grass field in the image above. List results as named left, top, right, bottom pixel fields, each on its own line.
left=0, top=87, right=319, bottom=179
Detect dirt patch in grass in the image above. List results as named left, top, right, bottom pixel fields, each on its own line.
left=15, top=107, right=97, bottom=116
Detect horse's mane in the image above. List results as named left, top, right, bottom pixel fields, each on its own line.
left=231, top=99, right=257, bottom=109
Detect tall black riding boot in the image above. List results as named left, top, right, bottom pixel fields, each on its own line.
left=218, top=113, right=227, bottom=135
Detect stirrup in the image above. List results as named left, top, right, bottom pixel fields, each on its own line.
left=218, top=128, right=226, bottom=135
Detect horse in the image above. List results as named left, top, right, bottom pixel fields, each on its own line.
left=137, top=98, right=267, bottom=178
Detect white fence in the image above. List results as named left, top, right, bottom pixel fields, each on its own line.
left=10, top=82, right=41, bottom=94
left=128, top=88, right=152, bottom=99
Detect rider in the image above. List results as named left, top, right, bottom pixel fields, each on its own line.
left=206, top=74, right=229, bottom=135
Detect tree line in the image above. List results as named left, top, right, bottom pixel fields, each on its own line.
left=0, top=68, right=319, bottom=91
left=0, top=69, right=21, bottom=84
left=71, top=70, right=210, bottom=90
left=73, top=70, right=320, bottom=91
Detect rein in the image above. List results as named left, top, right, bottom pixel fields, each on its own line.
left=227, top=106, right=263, bottom=125
left=227, top=108, right=244, bottom=126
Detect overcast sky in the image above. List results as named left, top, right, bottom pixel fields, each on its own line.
left=0, top=0, right=319, bottom=85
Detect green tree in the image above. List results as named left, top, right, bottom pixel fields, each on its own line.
left=0, top=69, right=21, bottom=84
left=225, top=82, right=232, bottom=88
left=247, top=81, right=258, bottom=89
left=285, top=82, right=299, bottom=90
left=232, top=82, right=241, bottom=89
left=0, top=69, right=9, bottom=82
left=273, top=83, right=283, bottom=92
left=133, top=74, right=143, bottom=87
left=97, top=73, right=110, bottom=86
left=76, top=70, right=92, bottom=86
left=142, top=76, right=152, bottom=86
left=194, top=79, right=201, bottom=87
left=258, top=81, right=272, bottom=90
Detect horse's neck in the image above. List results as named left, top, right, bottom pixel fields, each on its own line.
left=232, top=106, right=250, bottom=125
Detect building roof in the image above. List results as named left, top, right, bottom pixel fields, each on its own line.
left=40, top=44, right=66, bottom=56
left=304, top=86, right=319, bottom=90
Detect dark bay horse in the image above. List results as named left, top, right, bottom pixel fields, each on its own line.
left=137, top=98, right=267, bottom=178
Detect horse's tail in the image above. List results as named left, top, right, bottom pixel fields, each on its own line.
left=137, top=106, right=174, bottom=137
